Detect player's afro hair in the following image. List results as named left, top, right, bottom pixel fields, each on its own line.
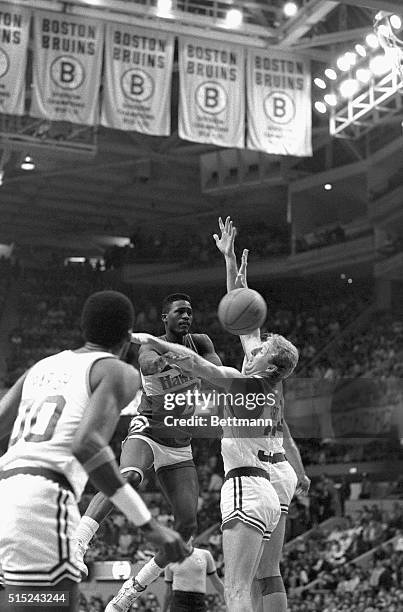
left=81, top=290, right=134, bottom=348
left=161, top=293, right=191, bottom=314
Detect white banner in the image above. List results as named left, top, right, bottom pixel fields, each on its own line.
left=247, top=49, right=312, bottom=157
left=30, top=11, right=104, bottom=125
left=101, top=24, right=174, bottom=135
left=178, top=37, right=245, bottom=148
left=0, top=4, right=30, bottom=115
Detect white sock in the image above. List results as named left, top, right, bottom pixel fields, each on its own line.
left=74, top=516, right=99, bottom=547
left=135, top=558, right=163, bottom=588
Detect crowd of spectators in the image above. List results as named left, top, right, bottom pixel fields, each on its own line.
left=314, top=313, right=403, bottom=380
left=284, top=503, right=403, bottom=588
left=4, top=264, right=370, bottom=385
left=296, top=224, right=347, bottom=253
left=287, top=513, right=403, bottom=611
left=104, top=221, right=289, bottom=269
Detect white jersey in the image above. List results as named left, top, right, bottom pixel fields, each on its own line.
left=0, top=350, right=116, bottom=498
left=164, top=547, right=216, bottom=593
left=221, top=375, right=285, bottom=474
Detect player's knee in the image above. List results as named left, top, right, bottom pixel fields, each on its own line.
left=259, top=575, right=285, bottom=596
left=120, top=468, right=143, bottom=490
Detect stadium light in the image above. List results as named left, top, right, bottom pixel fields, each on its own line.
left=390, top=14, right=402, bottom=30
left=324, top=93, right=337, bottom=106
left=369, top=54, right=392, bottom=76
left=325, top=68, right=337, bottom=80
left=337, top=54, right=352, bottom=71
left=156, top=0, right=173, bottom=16
left=324, top=183, right=333, bottom=190
left=225, top=8, right=243, bottom=28
left=0, top=170, right=3, bottom=186
left=355, top=44, right=367, bottom=57
left=366, top=32, right=380, bottom=49
left=356, top=67, right=371, bottom=83
left=339, top=78, right=359, bottom=98
left=345, top=51, right=357, bottom=66
left=21, top=155, right=34, bottom=170
left=283, top=2, right=298, bottom=18
left=314, top=77, right=326, bottom=89
left=314, top=101, right=327, bottom=114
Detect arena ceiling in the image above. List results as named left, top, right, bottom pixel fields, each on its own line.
left=0, top=0, right=402, bottom=256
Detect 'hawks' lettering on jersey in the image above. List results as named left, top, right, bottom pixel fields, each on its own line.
left=221, top=374, right=285, bottom=474
left=132, top=334, right=203, bottom=447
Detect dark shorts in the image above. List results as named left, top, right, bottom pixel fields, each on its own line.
left=171, top=591, right=206, bottom=612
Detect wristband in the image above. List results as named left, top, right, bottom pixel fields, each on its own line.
left=111, top=483, right=152, bottom=526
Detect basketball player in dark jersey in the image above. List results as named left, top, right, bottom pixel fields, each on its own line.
left=74, top=293, right=221, bottom=612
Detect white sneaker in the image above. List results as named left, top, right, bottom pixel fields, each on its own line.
left=72, top=539, right=88, bottom=577
left=105, top=579, right=145, bottom=612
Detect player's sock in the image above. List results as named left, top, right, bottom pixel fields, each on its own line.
left=135, top=557, right=164, bottom=588
left=74, top=516, right=99, bottom=547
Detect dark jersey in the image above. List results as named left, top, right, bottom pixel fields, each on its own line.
left=129, top=334, right=208, bottom=447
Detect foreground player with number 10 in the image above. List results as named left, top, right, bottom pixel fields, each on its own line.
left=0, top=291, right=189, bottom=612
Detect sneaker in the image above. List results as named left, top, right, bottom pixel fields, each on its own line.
left=72, top=539, right=88, bottom=577
left=105, top=579, right=145, bottom=612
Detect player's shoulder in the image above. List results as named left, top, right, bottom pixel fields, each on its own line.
left=91, top=357, right=140, bottom=390
left=190, top=333, right=215, bottom=353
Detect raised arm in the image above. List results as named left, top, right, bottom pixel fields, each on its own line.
left=214, top=216, right=260, bottom=358
left=213, top=216, right=239, bottom=292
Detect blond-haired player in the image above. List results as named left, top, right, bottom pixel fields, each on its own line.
left=214, top=217, right=310, bottom=612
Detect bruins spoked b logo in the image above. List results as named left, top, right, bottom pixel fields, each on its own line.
left=121, top=69, right=154, bottom=102
left=195, top=81, right=227, bottom=115
left=50, top=55, right=85, bottom=90
left=264, top=91, right=295, bottom=125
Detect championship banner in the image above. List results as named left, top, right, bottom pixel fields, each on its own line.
left=178, top=37, right=245, bottom=148
left=101, top=23, right=174, bottom=135
left=30, top=11, right=104, bottom=125
left=0, top=4, right=30, bottom=115
left=247, top=49, right=312, bottom=157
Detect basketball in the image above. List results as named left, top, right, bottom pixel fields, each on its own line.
left=217, top=288, right=267, bottom=335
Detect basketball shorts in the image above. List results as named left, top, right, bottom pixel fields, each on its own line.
left=268, top=460, right=298, bottom=514
left=0, top=474, right=81, bottom=586
left=171, top=591, right=206, bottom=612
left=220, top=474, right=281, bottom=540
left=123, top=431, right=193, bottom=473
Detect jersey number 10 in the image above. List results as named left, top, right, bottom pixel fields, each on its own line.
left=9, top=395, right=66, bottom=446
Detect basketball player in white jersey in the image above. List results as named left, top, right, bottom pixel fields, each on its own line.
left=131, top=323, right=299, bottom=611
left=214, top=217, right=310, bottom=612
left=162, top=545, right=224, bottom=612
left=0, top=291, right=189, bottom=612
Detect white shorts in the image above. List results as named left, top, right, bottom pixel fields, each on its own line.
left=0, top=474, right=81, bottom=586
left=124, top=434, right=193, bottom=473
left=220, top=475, right=281, bottom=540
left=268, top=460, right=298, bottom=514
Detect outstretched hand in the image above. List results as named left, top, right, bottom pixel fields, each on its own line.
left=213, top=216, right=236, bottom=257
left=235, top=249, right=249, bottom=289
